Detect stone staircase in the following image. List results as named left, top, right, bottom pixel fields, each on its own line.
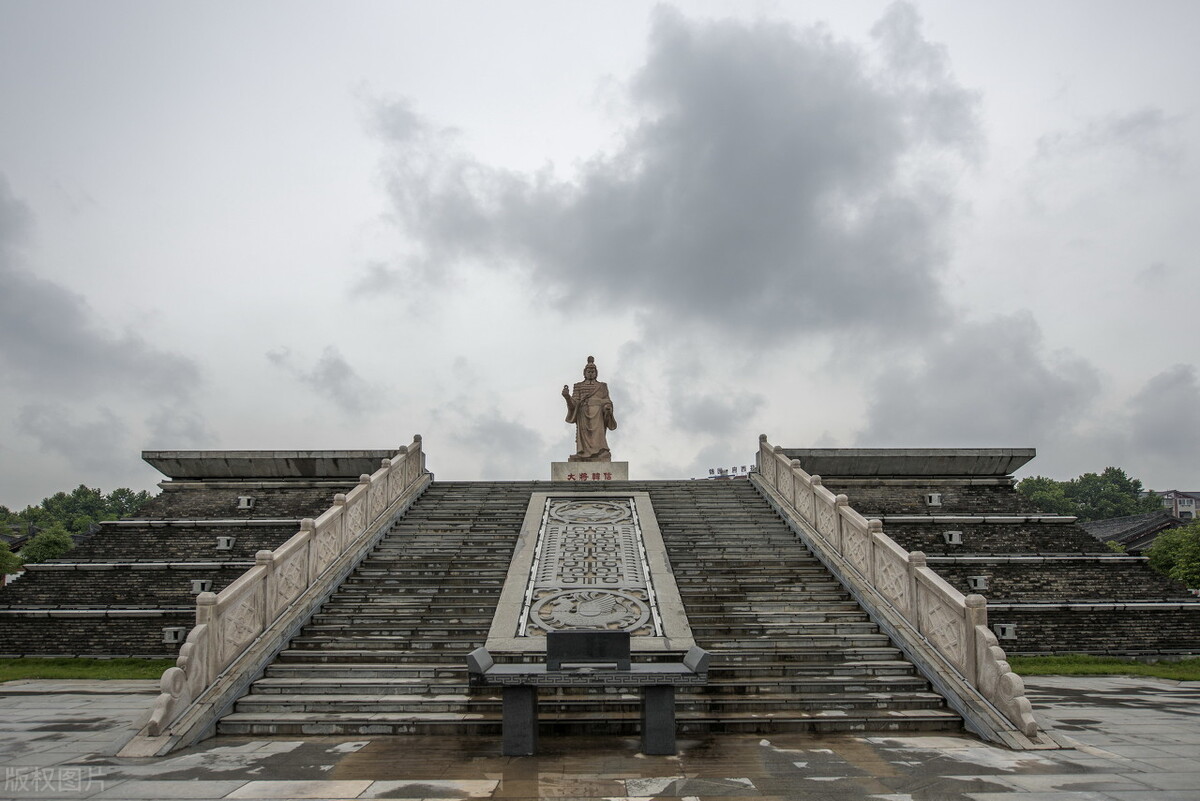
left=218, top=480, right=960, bottom=737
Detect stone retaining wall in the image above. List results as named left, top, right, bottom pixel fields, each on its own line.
left=988, top=606, right=1200, bottom=654
left=883, top=522, right=1105, bottom=554
left=930, top=560, right=1194, bottom=601
left=67, top=523, right=301, bottom=562
left=0, top=565, right=251, bottom=606
left=0, top=610, right=194, bottom=657
left=818, top=481, right=1038, bottom=516
left=131, top=486, right=347, bottom=520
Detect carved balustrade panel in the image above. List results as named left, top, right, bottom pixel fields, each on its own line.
left=345, top=493, right=366, bottom=540
left=762, top=450, right=776, bottom=484
left=218, top=588, right=264, bottom=666
left=405, top=449, right=418, bottom=486
left=270, top=547, right=308, bottom=619
left=388, top=461, right=404, bottom=506
left=873, top=540, right=910, bottom=615
left=917, top=578, right=967, bottom=670
left=796, top=485, right=815, bottom=524
left=843, top=522, right=869, bottom=575
left=369, top=475, right=387, bottom=523
left=314, top=524, right=339, bottom=574
left=816, top=500, right=837, bottom=542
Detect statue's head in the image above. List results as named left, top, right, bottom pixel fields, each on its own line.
left=583, top=355, right=598, bottom=380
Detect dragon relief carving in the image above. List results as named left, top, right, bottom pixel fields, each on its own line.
left=529, top=589, right=652, bottom=634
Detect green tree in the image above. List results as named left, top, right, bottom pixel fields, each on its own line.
left=0, top=541, right=22, bottom=579
left=1018, top=467, right=1161, bottom=521
left=18, top=524, right=75, bottom=564
left=3, top=485, right=154, bottom=538
left=1147, top=522, right=1200, bottom=589
left=1014, top=476, right=1077, bottom=516
left=105, top=488, right=151, bottom=518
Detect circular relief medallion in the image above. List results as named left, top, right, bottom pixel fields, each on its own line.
left=530, top=589, right=650, bottom=632
left=549, top=500, right=631, bottom=525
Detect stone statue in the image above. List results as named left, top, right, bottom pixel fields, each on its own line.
left=562, top=356, right=617, bottom=462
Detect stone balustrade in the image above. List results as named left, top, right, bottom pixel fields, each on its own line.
left=140, top=436, right=428, bottom=744
left=756, top=436, right=1038, bottom=740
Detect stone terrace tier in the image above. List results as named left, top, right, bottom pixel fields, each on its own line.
left=0, top=611, right=194, bottom=658
left=219, top=480, right=960, bottom=739
left=65, top=522, right=302, bottom=562
left=0, top=563, right=252, bottom=607
left=776, top=447, right=1200, bottom=656
left=926, top=556, right=1195, bottom=602
left=0, top=449, right=400, bottom=658
left=880, top=520, right=1107, bottom=555
left=814, top=480, right=1042, bottom=516
left=129, top=485, right=349, bottom=520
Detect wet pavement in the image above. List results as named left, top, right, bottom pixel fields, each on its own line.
left=2, top=676, right=1198, bottom=800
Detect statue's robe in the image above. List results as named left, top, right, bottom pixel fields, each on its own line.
left=567, top=380, right=617, bottom=461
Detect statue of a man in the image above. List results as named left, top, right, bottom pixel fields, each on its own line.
left=562, top=356, right=617, bottom=462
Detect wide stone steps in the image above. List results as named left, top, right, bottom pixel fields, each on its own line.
left=217, top=708, right=960, bottom=737
left=264, top=663, right=467, bottom=680
left=231, top=689, right=950, bottom=716
left=247, top=671, right=932, bottom=697
left=220, top=479, right=959, bottom=738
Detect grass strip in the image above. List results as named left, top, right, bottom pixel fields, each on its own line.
left=0, top=657, right=175, bottom=683
left=1010, top=655, right=1200, bottom=681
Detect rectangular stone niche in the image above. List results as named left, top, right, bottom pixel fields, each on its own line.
left=486, top=492, right=693, bottom=654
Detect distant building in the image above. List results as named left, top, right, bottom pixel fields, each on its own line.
left=1081, top=510, right=1184, bottom=554
left=1155, top=490, right=1200, bottom=521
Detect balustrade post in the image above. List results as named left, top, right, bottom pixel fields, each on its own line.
left=908, top=551, right=926, bottom=635
left=789, top=460, right=803, bottom=509
left=866, top=518, right=882, bottom=585
left=964, top=593, right=987, bottom=684
left=302, top=516, right=320, bottom=584
left=834, top=494, right=849, bottom=560
left=195, top=591, right=218, bottom=683
left=358, top=473, right=373, bottom=531
left=256, top=550, right=274, bottom=626
left=806, top=474, right=825, bottom=532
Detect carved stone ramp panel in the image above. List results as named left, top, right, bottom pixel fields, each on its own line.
left=487, top=493, right=694, bottom=654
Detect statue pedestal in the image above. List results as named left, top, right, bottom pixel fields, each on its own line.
left=551, top=461, right=629, bottom=482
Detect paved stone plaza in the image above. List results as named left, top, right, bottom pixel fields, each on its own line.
left=1, top=675, right=1197, bottom=800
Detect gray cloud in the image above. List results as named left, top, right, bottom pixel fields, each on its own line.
left=1128, top=364, right=1200, bottom=467
left=444, top=406, right=547, bottom=479
left=671, top=390, right=764, bottom=436
left=145, top=405, right=215, bottom=449
left=266, top=346, right=379, bottom=415
left=17, top=404, right=129, bottom=472
left=1036, top=108, right=1185, bottom=171
left=369, top=3, right=978, bottom=343
left=857, top=313, right=1100, bottom=446
left=0, top=176, right=201, bottom=399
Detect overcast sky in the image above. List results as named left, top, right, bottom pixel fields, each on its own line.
left=2, top=1, right=1198, bottom=508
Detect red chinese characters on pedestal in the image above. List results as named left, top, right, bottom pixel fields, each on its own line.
left=564, top=471, right=615, bottom=481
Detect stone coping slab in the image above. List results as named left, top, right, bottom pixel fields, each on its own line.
left=782, top=448, right=1036, bottom=477
left=142, top=450, right=402, bottom=480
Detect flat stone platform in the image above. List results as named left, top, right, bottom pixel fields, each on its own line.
left=2, top=676, right=1198, bottom=799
